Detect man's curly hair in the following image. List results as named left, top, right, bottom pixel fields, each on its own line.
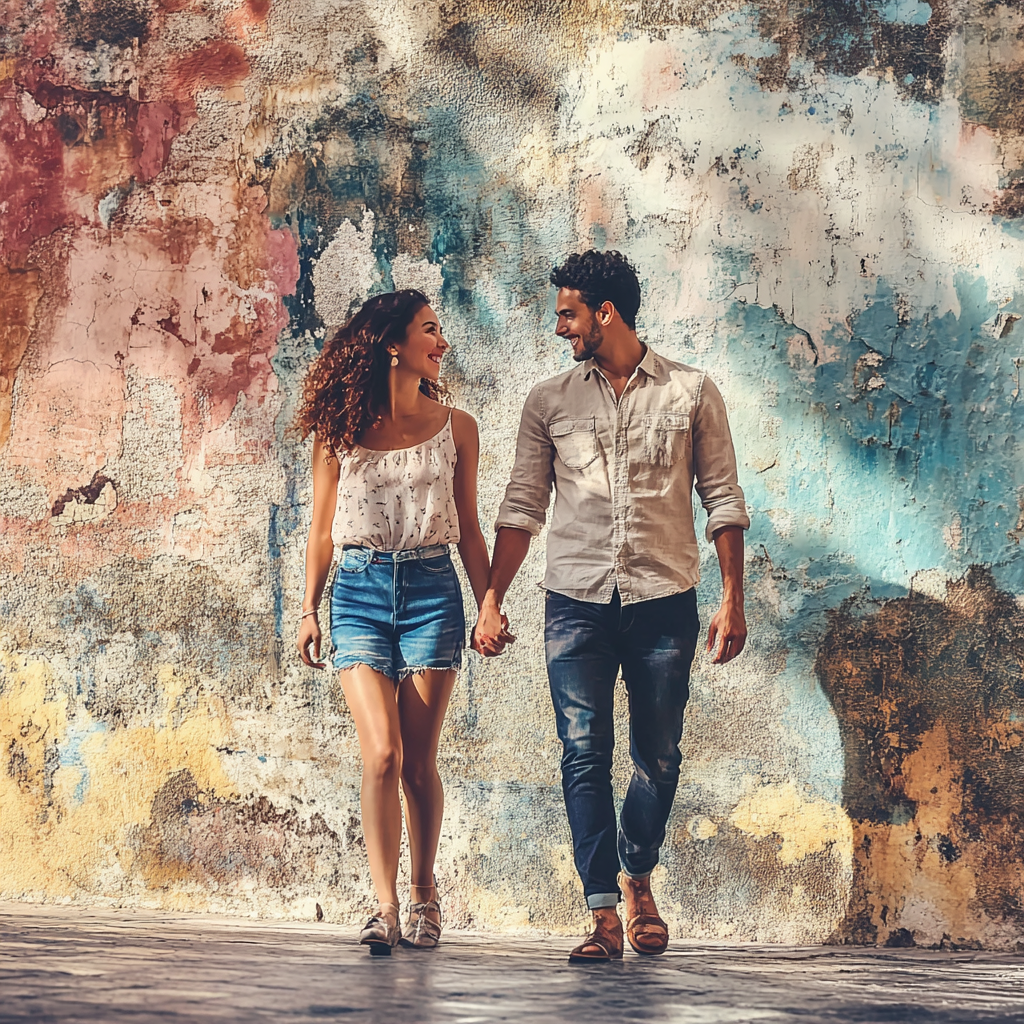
left=295, top=289, right=446, bottom=456
left=549, top=250, right=641, bottom=330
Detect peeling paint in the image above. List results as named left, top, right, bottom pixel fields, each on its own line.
left=1, top=0, right=1023, bottom=946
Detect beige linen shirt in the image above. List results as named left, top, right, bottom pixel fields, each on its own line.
left=495, top=346, right=749, bottom=605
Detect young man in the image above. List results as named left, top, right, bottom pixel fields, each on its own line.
left=473, top=250, right=749, bottom=962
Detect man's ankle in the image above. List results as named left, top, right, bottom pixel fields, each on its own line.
left=593, top=906, right=621, bottom=929
left=621, top=872, right=652, bottom=891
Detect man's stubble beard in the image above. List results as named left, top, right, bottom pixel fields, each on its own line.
left=572, top=318, right=604, bottom=362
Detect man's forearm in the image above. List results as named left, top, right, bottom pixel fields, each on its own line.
left=482, top=526, right=533, bottom=609
left=712, top=525, right=745, bottom=603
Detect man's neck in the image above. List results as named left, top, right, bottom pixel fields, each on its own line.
left=592, top=331, right=645, bottom=381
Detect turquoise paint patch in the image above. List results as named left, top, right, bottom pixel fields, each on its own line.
left=724, top=274, right=1024, bottom=593
left=879, top=0, right=932, bottom=24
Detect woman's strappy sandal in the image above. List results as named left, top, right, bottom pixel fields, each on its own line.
left=400, top=897, right=443, bottom=949
left=359, top=902, right=401, bottom=956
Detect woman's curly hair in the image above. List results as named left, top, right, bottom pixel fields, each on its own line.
left=296, top=289, right=446, bottom=456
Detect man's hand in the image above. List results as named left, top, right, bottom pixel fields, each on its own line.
left=472, top=599, right=516, bottom=657
left=706, top=598, right=746, bottom=664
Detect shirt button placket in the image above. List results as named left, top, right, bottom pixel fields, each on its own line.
left=614, top=387, right=631, bottom=602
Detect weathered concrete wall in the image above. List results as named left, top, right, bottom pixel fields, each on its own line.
left=2, top=0, right=1023, bottom=947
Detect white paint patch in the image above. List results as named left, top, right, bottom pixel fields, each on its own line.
left=910, top=568, right=954, bottom=601
left=98, top=187, right=128, bottom=229
left=18, top=91, right=46, bottom=124
left=312, top=212, right=378, bottom=328
left=944, top=513, right=963, bottom=550
left=688, top=816, right=720, bottom=840
left=563, top=16, right=1024, bottom=352
left=390, top=253, right=443, bottom=301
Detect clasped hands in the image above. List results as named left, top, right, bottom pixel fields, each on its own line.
left=471, top=599, right=516, bottom=657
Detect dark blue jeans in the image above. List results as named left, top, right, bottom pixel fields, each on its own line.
left=545, top=588, right=699, bottom=909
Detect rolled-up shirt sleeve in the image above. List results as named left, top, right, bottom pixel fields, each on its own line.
left=495, top=385, right=554, bottom=537
left=692, top=373, right=750, bottom=542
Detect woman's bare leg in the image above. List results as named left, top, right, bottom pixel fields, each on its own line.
left=339, top=664, right=403, bottom=910
left=398, top=668, right=457, bottom=910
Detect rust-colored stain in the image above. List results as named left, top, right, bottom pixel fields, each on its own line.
left=172, top=40, right=251, bottom=95
left=817, top=568, right=1024, bottom=948
left=0, top=266, right=42, bottom=447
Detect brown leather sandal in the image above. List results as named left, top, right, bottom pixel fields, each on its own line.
left=620, top=873, right=669, bottom=955
left=568, top=915, right=624, bottom=963
left=625, top=912, right=669, bottom=955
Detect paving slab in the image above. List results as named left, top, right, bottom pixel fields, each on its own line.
left=2, top=902, right=1024, bottom=1023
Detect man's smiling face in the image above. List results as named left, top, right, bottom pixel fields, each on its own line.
left=555, top=288, right=605, bottom=362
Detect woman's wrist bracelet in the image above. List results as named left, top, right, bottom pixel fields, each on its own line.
left=300, top=608, right=318, bottom=620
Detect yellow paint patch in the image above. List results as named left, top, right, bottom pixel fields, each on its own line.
left=0, top=645, right=237, bottom=900
left=730, top=780, right=853, bottom=866
left=687, top=815, right=720, bottom=840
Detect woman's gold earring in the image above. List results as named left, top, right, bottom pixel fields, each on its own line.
left=390, top=353, right=399, bottom=367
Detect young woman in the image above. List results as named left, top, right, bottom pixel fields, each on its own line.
left=295, top=290, right=507, bottom=955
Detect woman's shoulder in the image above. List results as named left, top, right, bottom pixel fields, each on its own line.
left=448, top=407, right=478, bottom=446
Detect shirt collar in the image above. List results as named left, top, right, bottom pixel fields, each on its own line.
left=583, top=344, right=662, bottom=382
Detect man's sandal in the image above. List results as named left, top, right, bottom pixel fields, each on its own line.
left=625, top=913, right=669, bottom=955
left=620, top=873, right=669, bottom=955
left=568, top=917, right=624, bottom=963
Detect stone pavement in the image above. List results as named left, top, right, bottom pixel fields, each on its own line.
left=3, top=902, right=1024, bottom=1023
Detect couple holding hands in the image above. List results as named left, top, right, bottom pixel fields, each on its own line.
left=295, top=250, right=749, bottom=961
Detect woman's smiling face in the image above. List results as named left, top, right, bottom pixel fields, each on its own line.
left=397, top=304, right=448, bottom=380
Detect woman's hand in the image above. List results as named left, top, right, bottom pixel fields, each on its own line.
left=297, top=613, right=326, bottom=669
left=472, top=601, right=516, bottom=657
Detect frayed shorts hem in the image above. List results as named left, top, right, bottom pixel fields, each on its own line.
left=332, top=656, right=462, bottom=682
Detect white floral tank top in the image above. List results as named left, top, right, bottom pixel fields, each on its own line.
left=331, top=412, right=460, bottom=551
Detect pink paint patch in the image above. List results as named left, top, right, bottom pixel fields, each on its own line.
left=267, top=228, right=299, bottom=299
left=132, top=100, right=197, bottom=181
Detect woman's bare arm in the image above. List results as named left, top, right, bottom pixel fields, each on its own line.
left=297, top=434, right=340, bottom=669
left=451, top=409, right=491, bottom=608
left=451, top=409, right=514, bottom=656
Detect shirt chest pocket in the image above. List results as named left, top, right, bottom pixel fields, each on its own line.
left=642, top=412, right=689, bottom=467
left=550, top=417, right=599, bottom=471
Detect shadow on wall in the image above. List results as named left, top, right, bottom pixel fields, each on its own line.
left=816, top=566, right=1024, bottom=950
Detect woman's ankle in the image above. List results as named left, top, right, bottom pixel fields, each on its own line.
left=410, top=882, right=437, bottom=903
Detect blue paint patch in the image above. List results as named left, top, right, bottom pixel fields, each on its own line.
left=57, top=720, right=107, bottom=806
left=268, top=469, right=301, bottom=639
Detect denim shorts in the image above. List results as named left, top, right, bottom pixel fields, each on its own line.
left=329, top=544, right=465, bottom=681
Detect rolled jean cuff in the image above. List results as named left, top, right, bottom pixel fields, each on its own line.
left=586, top=892, right=620, bottom=910
left=620, top=868, right=651, bottom=881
